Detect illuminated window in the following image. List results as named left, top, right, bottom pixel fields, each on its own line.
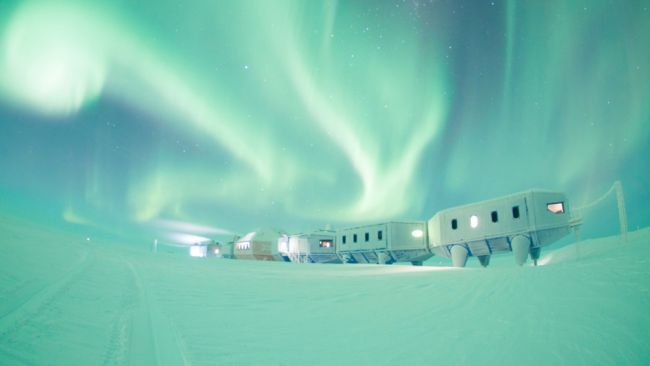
left=411, top=229, right=423, bottom=238
left=236, top=241, right=251, bottom=250
left=451, top=219, right=458, bottom=230
left=190, top=245, right=206, bottom=257
left=342, top=235, right=346, bottom=244
left=319, top=239, right=333, bottom=248
left=353, top=234, right=357, bottom=243
left=364, top=232, right=369, bottom=242
left=378, top=230, right=383, bottom=240
left=547, top=202, right=565, bottom=214
left=512, top=206, right=520, bottom=219
left=470, top=215, right=479, bottom=228
left=491, top=211, right=498, bottom=223
left=278, top=236, right=289, bottom=253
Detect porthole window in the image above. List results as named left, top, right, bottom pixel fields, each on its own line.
left=512, top=206, right=520, bottom=219
left=342, top=235, right=346, bottom=244
left=491, top=211, right=498, bottom=223
left=353, top=234, right=357, bottom=243
left=364, top=232, right=369, bottom=242
left=451, top=219, right=458, bottom=230
left=378, top=230, right=383, bottom=240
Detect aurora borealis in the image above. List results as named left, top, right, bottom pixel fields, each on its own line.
left=1, top=0, right=649, bottom=244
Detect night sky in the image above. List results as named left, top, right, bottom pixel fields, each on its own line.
left=1, top=0, right=648, bottom=245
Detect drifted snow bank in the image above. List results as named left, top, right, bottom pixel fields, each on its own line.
left=0, top=215, right=648, bottom=365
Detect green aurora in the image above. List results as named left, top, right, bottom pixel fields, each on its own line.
left=0, top=0, right=648, bottom=244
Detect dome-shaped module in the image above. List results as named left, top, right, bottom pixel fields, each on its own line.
left=234, top=228, right=288, bottom=262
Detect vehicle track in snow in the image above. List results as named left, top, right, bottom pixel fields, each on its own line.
left=0, top=233, right=193, bottom=366
left=101, top=255, right=141, bottom=366
left=101, top=257, right=193, bottom=366
left=0, top=246, right=94, bottom=340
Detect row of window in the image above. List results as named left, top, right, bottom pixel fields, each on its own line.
left=451, top=205, right=521, bottom=230
left=240, top=239, right=336, bottom=250
left=236, top=241, right=251, bottom=250
left=341, top=230, right=383, bottom=245
left=449, top=202, right=564, bottom=230
left=240, top=240, right=335, bottom=250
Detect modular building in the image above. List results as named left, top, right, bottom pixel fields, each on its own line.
left=281, top=229, right=340, bottom=264
left=189, top=244, right=208, bottom=258
left=427, top=190, right=577, bottom=267
left=336, top=221, right=431, bottom=265
left=233, top=228, right=289, bottom=262
left=208, top=241, right=234, bottom=258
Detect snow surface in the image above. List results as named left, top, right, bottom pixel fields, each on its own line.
left=1, top=215, right=649, bottom=365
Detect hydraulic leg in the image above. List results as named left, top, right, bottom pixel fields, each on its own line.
left=530, top=247, right=541, bottom=266
left=477, top=255, right=491, bottom=267
left=511, top=235, right=530, bottom=266
left=450, top=245, right=469, bottom=268
left=377, top=251, right=389, bottom=265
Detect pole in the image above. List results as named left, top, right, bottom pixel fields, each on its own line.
left=614, top=181, right=628, bottom=242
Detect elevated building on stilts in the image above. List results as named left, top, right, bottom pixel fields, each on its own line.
left=427, top=190, right=581, bottom=267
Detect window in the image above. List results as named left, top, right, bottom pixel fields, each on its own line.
left=236, top=241, right=251, bottom=250
left=512, top=206, right=520, bottom=219
left=491, top=211, right=498, bottom=223
left=451, top=219, right=458, bottom=230
left=190, top=245, right=206, bottom=257
left=319, top=239, right=333, bottom=248
left=364, top=232, right=369, bottom=242
left=470, top=215, right=479, bottom=228
left=353, top=234, right=357, bottom=243
left=547, top=202, right=565, bottom=214
left=378, top=230, right=383, bottom=240
left=342, top=235, right=346, bottom=244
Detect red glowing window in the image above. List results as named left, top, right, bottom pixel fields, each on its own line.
left=547, top=202, right=565, bottom=214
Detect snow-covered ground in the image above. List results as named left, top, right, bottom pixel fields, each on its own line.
left=1, top=215, right=648, bottom=365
